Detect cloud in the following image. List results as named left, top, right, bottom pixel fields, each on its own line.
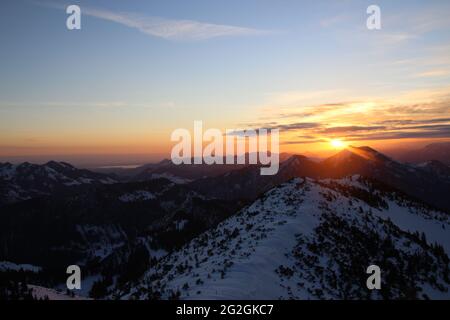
left=405, top=7, right=450, bottom=34
left=414, top=70, right=450, bottom=78
left=38, top=1, right=271, bottom=41
left=81, top=7, right=270, bottom=41
left=343, top=127, right=450, bottom=141
left=239, top=86, right=450, bottom=145
left=377, top=118, right=450, bottom=125
left=382, top=102, right=450, bottom=115
left=275, top=123, right=322, bottom=131
left=282, top=139, right=327, bottom=145
left=374, top=33, right=417, bottom=46
left=319, top=126, right=386, bottom=134
left=282, top=125, right=450, bottom=145
left=227, top=123, right=321, bottom=137
left=372, top=5, right=450, bottom=47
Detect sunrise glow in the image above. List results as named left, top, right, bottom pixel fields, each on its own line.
left=330, top=139, right=347, bottom=149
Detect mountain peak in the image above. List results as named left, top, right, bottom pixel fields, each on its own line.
left=338, top=145, right=391, bottom=163
left=0, top=162, right=13, bottom=167
left=318, top=146, right=394, bottom=179
left=424, top=141, right=450, bottom=150
left=279, top=154, right=311, bottom=171
left=398, top=142, right=450, bottom=165
left=418, top=160, right=450, bottom=177
left=157, top=158, right=172, bottom=166
left=283, top=154, right=309, bottom=164
left=45, top=161, right=75, bottom=171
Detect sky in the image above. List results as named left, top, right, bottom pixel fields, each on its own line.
left=0, top=0, right=450, bottom=165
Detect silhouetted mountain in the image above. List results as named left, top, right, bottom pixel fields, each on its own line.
left=320, top=146, right=392, bottom=177
left=95, top=153, right=294, bottom=183
left=189, top=155, right=321, bottom=201
left=417, top=160, right=450, bottom=180
left=319, top=146, right=450, bottom=212
left=133, top=160, right=247, bottom=183
left=189, top=146, right=450, bottom=212
left=399, top=142, right=450, bottom=165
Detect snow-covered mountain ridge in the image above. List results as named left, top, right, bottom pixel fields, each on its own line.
left=117, top=176, right=449, bottom=300
left=0, top=161, right=116, bottom=205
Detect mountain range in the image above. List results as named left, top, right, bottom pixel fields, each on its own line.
left=1, top=146, right=449, bottom=300
left=189, top=146, right=450, bottom=212
left=397, top=142, right=450, bottom=165
left=0, top=161, right=116, bottom=206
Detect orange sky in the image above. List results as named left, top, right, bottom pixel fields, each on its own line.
left=1, top=2, right=450, bottom=164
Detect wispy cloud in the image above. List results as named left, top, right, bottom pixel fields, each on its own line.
left=40, top=1, right=271, bottom=41
left=414, top=69, right=450, bottom=78
left=348, top=4, right=450, bottom=52
left=404, top=7, right=450, bottom=34
left=239, top=86, right=450, bottom=145
left=280, top=121, right=450, bottom=145
left=318, top=126, right=386, bottom=134
left=84, top=7, right=271, bottom=41
left=375, top=32, right=418, bottom=46
left=338, top=127, right=450, bottom=142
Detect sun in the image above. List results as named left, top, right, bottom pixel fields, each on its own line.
left=330, top=139, right=347, bottom=149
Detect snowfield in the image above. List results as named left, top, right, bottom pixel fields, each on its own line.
left=119, top=190, right=157, bottom=202
left=28, top=285, right=90, bottom=300
left=115, top=176, right=450, bottom=300
left=0, top=261, right=42, bottom=273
